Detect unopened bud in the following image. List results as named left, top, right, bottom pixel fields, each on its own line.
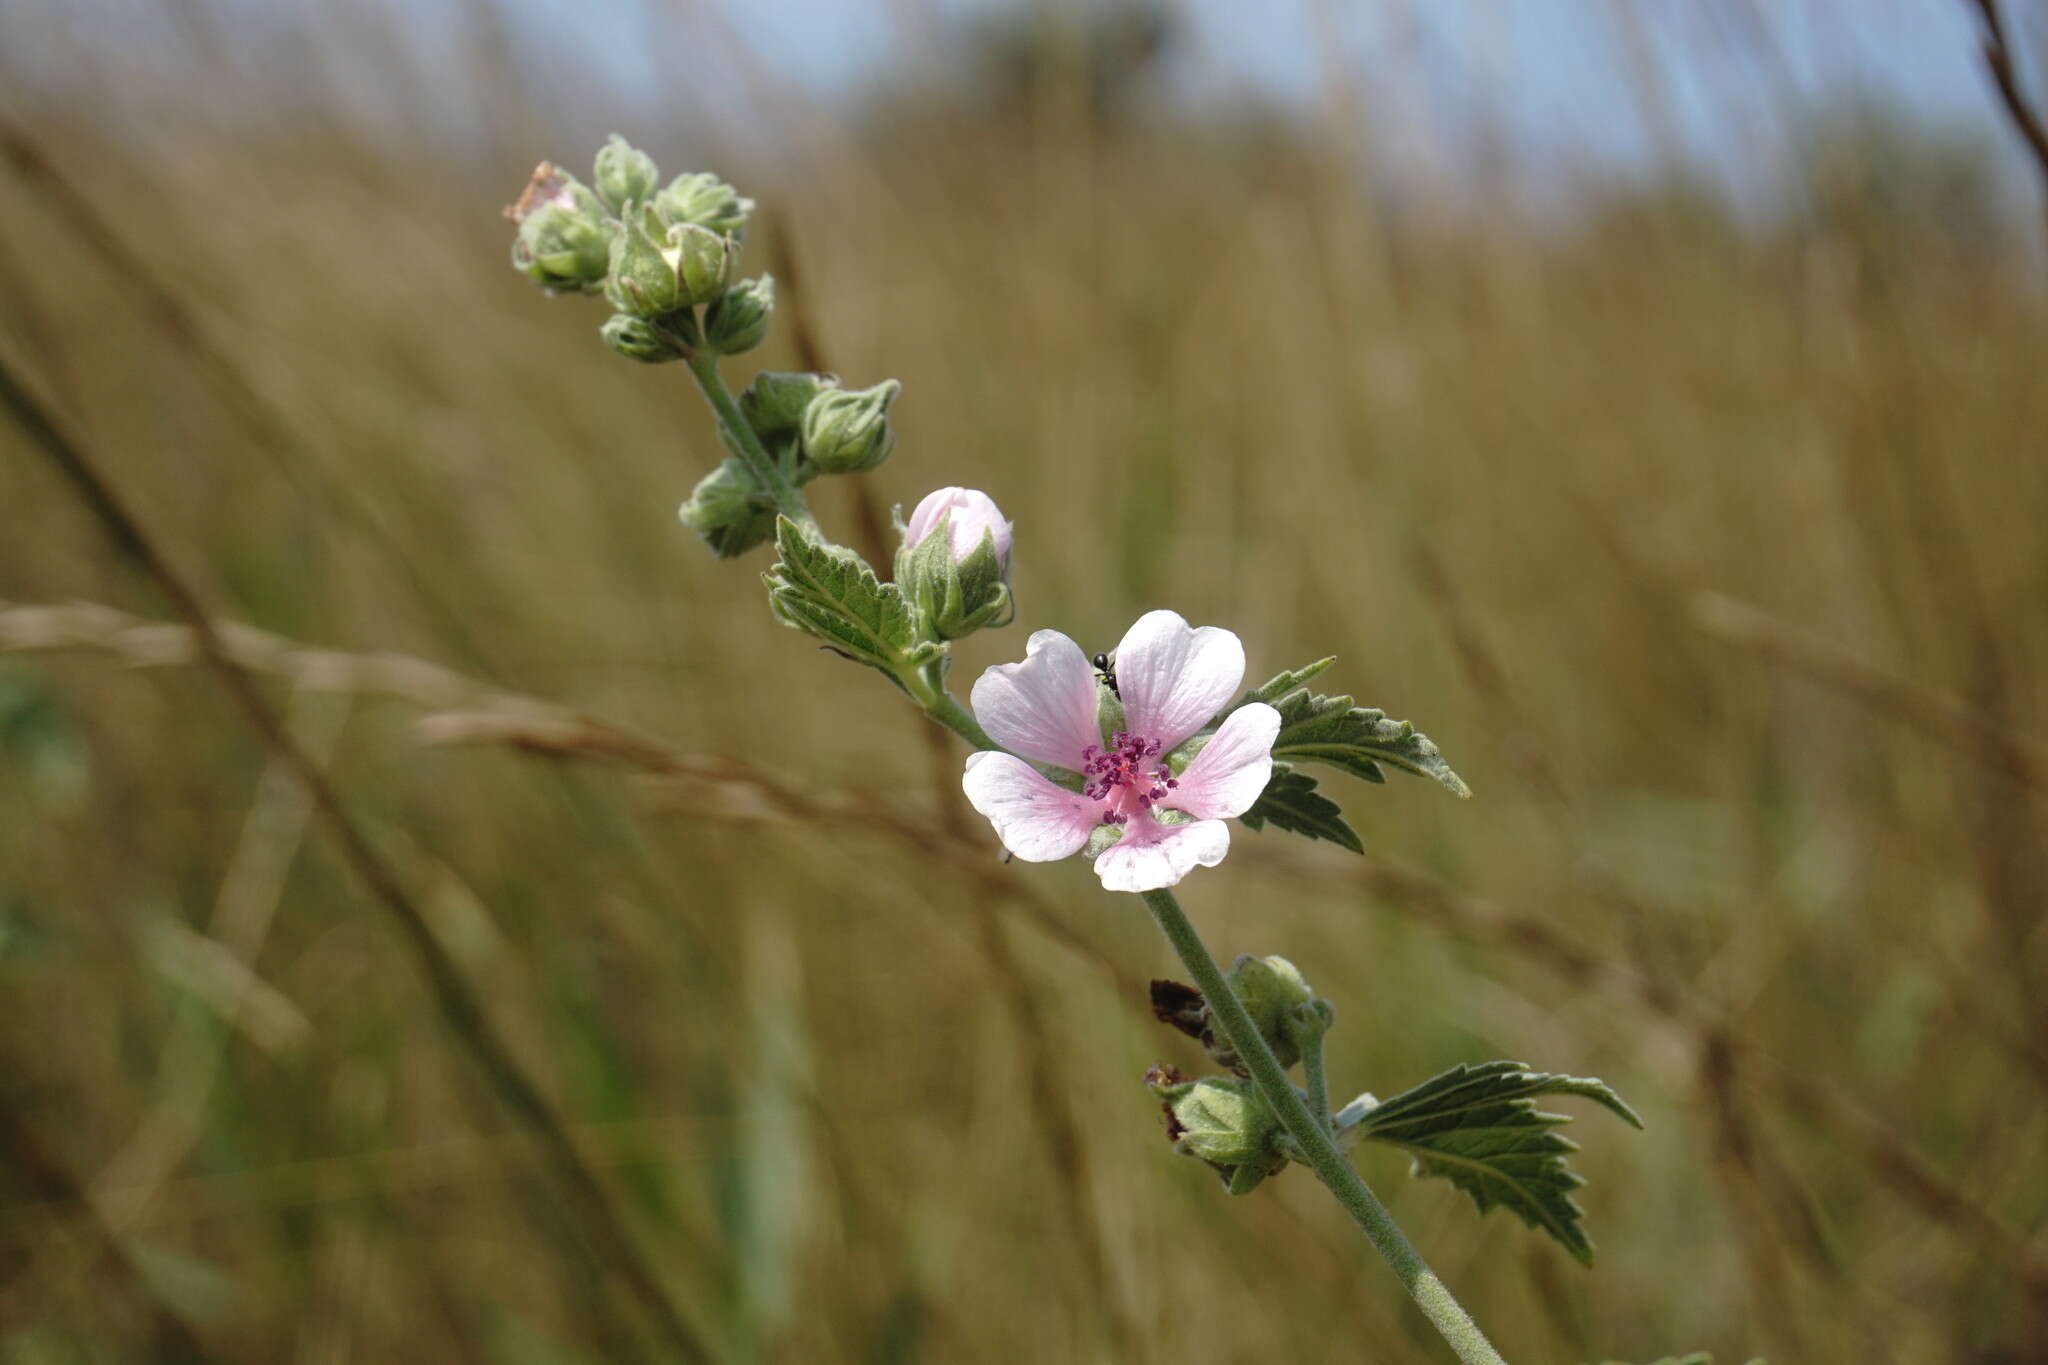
left=606, top=209, right=681, bottom=317
left=506, top=164, right=611, bottom=293
left=678, top=458, right=776, bottom=558
left=1225, top=955, right=1321, bottom=1070
left=702, top=275, right=773, bottom=355
left=1146, top=1066, right=1288, bottom=1194
left=801, top=379, right=900, bottom=474
left=593, top=134, right=659, bottom=211
left=601, top=313, right=686, bottom=364
left=656, top=171, right=754, bottom=238
left=739, top=372, right=836, bottom=438
left=894, top=486, right=1014, bottom=641
left=670, top=222, right=736, bottom=307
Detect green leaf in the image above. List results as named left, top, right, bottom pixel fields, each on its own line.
left=1265, top=687, right=1470, bottom=797
left=1357, top=1060, right=1643, bottom=1265
left=1240, top=657, right=1337, bottom=706
left=763, top=517, right=927, bottom=673
left=1238, top=767, right=1363, bottom=854
left=1587, top=1356, right=1761, bottom=1365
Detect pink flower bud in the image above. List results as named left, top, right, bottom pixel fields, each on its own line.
left=905, top=486, right=1012, bottom=569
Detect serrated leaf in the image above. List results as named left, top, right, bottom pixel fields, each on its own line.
left=763, top=517, right=918, bottom=672
left=1238, top=767, right=1363, bottom=854
left=1239, top=657, right=1337, bottom=706
left=1266, top=688, right=1471, bottom=798
left=1359, top=1060, right=1643, bottom=1265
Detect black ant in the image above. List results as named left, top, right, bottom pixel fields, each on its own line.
left=1093, top=651, right=1119, bottom=698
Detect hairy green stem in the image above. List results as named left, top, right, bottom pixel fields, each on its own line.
left=683, top=347, right=813, bottom=527
left=1299, top=1022, right=1331, bottom=1131
left=1139, top=887, right=1510, bottom=1365
left=900, top=658, right=1000, bottom=751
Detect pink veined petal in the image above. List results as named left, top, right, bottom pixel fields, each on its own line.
left=1169, top=702, right=1280, bottom=821
left=1093, top=816, right=1231, bottom=893
left=1113, top=609, right=1246, bottom=752
left=970, top=629, right=1103, bottom=771
left=961, top=751, right=1100, bottom=862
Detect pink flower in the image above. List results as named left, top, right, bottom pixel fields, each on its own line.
left=961, top=610, right=1281, bottom=893
left=904, top=486, right=1013, bottom=569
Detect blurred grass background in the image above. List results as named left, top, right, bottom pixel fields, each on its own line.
left=3, top=0, right=2047, bottom=1361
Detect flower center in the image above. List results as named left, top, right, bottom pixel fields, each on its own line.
left=1079, top=731, right=1179, bottom=826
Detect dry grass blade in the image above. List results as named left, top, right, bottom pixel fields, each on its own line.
left=1691, top=590, right=2048, bottom=798
left=0, top=361, right=716, bottom=1364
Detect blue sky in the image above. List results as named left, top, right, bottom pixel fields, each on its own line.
left=16, top=0, right=2047, bottom=209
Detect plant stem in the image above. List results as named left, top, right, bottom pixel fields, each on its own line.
left=1139, top=887, right=1510, bottom=1365
left=683, top=347, right=813, bottom=528
left=900, top=657, right=1000, bottom=751
left=1299, top=1021, right=1331, bottom=1130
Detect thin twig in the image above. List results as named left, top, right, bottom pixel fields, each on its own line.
left=1964, top=0, right=2048, bottom=243
left=0, top=362, right=714, bottom=1363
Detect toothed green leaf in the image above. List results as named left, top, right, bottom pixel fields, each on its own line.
left=1238, top=657, right=1337, bottom=707
left=1358, top=1060, right=1642, bottom=1265
left=1265, top=688, right=1470, bottom=797
left=1238, top=767, right=1363, bottom=854
left=763, top=517, right=929, bottom=673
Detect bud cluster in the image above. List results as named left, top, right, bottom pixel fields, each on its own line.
left=505, top=135, right=768, bottom=362
left=510, top=137, right=934, bottom=569
left=1146, top=955, right=1335, bottom=1193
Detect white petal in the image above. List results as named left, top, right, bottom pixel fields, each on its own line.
left=961, top=751, right=1100, bottom=862
left=1092, top=817, right=1231, bottom=893
left=1169, top=703, right=1280, bottom=820
left=1113, top=610, right=1246, bottom=752
left=970, top=630, right=1102, bottom=771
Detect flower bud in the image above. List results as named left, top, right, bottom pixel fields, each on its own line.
left=1224, top=955, right=1321, bottom=1070
left=701, top=275, right=774, bottom=355
left=894, top=487, right=1014, bottom=641
left=678, top=458, right=776, bottom=558
left=606, top=209, right=681, bottom=317
left=593, top=133, right=659, bottom=211
left=656, top=171, right=754, bottom=238
left=506, top=164, right=611, bottom=293
left=902, top=486, right=1013, bottom=570
left=670, top=222, right=736, bottom=307
left=1146, top=1066, right=1288, bottom=1194
left=739, top=372, right=836, bottom=438
left=801, top=379, right=900, bottom=474
left=601, top=313, right=686, bottom=364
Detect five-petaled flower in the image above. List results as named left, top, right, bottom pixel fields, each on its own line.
left=961, top=610, right=1281, bottom=893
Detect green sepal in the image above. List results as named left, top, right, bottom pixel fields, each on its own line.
left=1146, top=1070, right=1289, bottom=1195
left=678, top=458, right=776, bottom=558
left=605, top=207, right=680, bottom=317
left=702, top=275, right=774, bottom=355
left=592, top=133, right=659, bottom=213
left=1238, top=766, right=1364, bottom=854
left=763, top=517, right=926, bottom=673
left=669, top=221, right=735, bottom=307
left=1353, top=1060, right=1643, bottom=1265
left=654, top=170, right=754, bottom=238
left=740, top=372, right=836, bottom=438
left=601, top=312, right=689, bottom=364
left=896, top=519, right=1010, bottom=643
left=801, top=380, right=900, bottom=474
